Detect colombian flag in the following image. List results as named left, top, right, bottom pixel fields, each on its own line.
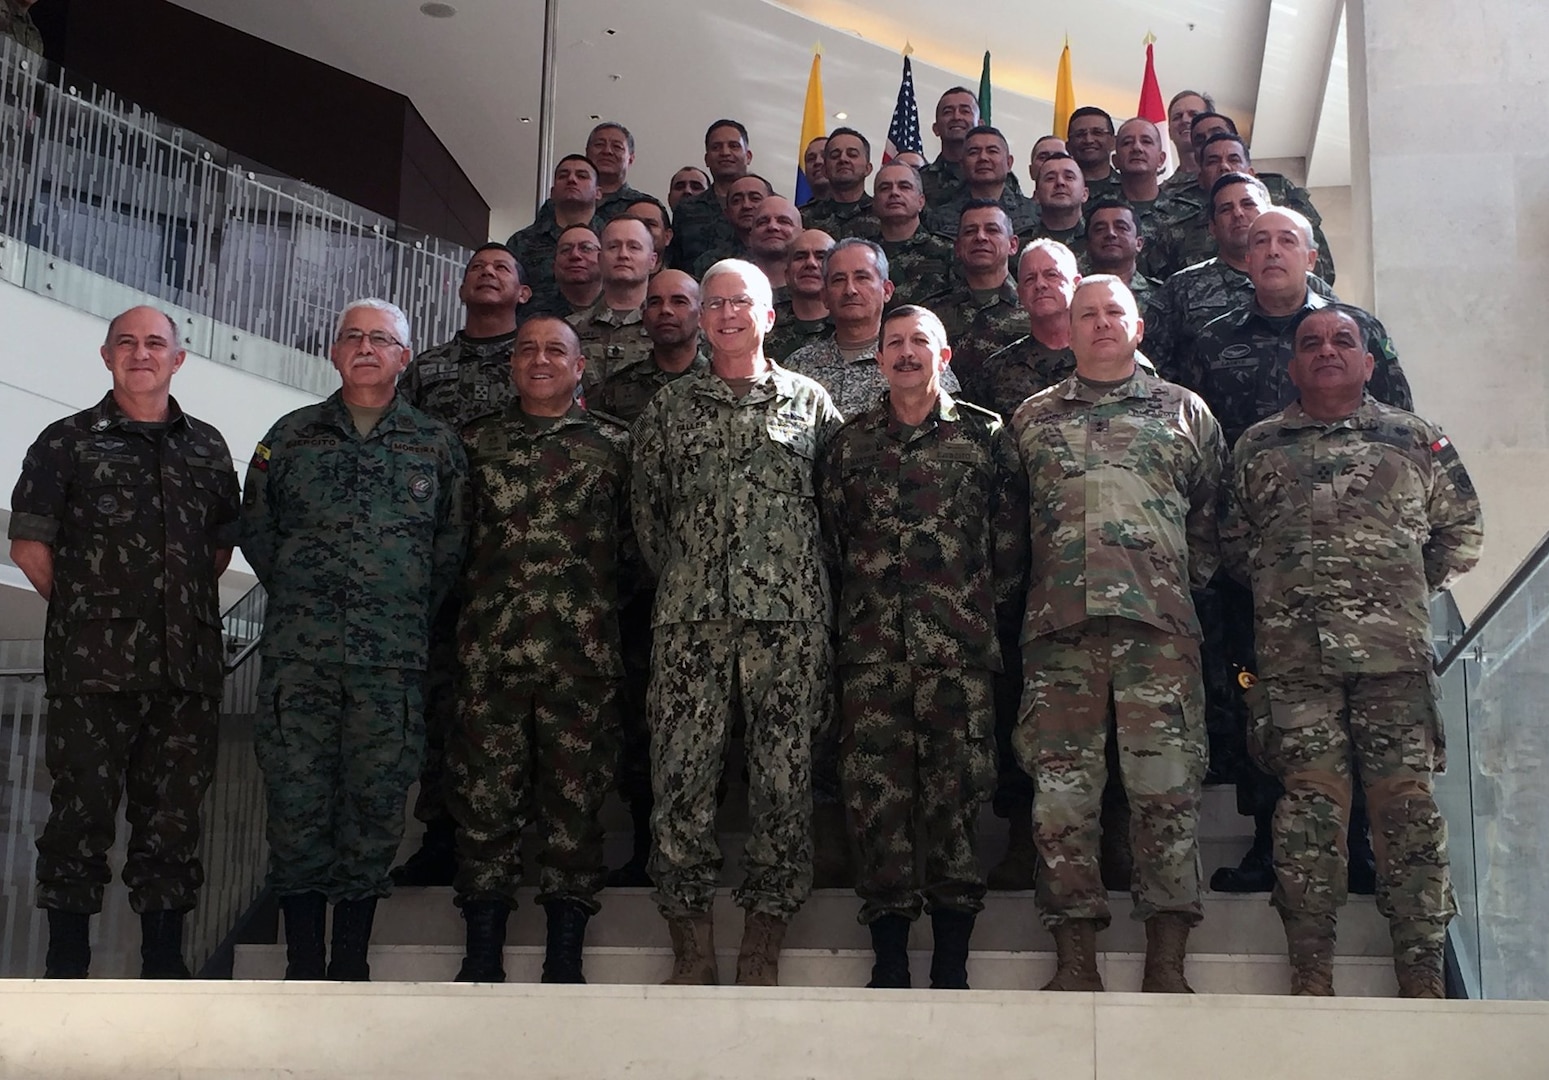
left=1054, top=37, right=1076, bottom=140
left=796, top=48, right=825, bottom=206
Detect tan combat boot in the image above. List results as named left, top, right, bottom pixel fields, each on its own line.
left=1041, top=919, right=1104, bottom=991
left=1284, top=916, right=1336, bottom=996
left=735, top=911, right=788, bottom=986
left=1141, top=913, right=1195, bottom=993
left=1395, top=960, right=1445, bottom=999
left=663, top=915, right=718, bottom=985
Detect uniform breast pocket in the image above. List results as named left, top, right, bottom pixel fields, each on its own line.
left=186, top=457, right=232, bottom=526
left=757, top=429, right=817, bottom=498
left=72, top=473, right=152, bottom=532
left=389, top=459, right=441, bottom=528
left=1337, top=446, right=1422, bottom=536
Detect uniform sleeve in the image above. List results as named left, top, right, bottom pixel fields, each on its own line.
left=207, top=432, right=243, bottom=551
left=1141, top=282, right=1181, bottom=385
left=1218, top=445, right=1255, bottom=587
left=237, top=424, right=282, bottom=587
left=1185, top=402, right=1226, bottom=589
left=614, top=433, right=644, bottom=598
left=1364, top=315, right=1413, bottom=412
left=815, top=432, right=848, bottom=573
left=1422, top=433, right=1484, bottom=591
left=430, top=434, right=470, bottom=612
left=990, top=423, right=1031, bottom=637
left=8, top=423, right=72, bottom=544
left=630, top=397, right=670, bottom=578
left=398, top=359, right=425, bottom=411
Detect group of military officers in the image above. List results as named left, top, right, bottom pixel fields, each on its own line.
left=9, top=81, right=1481, bottom=1000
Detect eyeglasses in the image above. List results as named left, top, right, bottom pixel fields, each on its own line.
left=704, top=295, right=758, bottom=312
left=336, top=329, right=403, bottom=349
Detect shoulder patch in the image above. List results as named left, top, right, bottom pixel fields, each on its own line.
left=249, top=442, right=270, bottom=472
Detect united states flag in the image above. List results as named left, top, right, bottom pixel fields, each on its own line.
left=884, top=56, right=923, bottom=161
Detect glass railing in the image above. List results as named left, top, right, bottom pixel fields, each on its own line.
left=1433, top=532, right=1549, bottom=1000
left=0, top=583, right=268, bottom=978
left=0, top=36, right=471, bottom=393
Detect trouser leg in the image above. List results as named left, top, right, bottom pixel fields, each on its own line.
left=121, top=690, right=218, bottom=913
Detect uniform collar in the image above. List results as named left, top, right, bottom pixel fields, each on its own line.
left=1277, top=392, right=1380, bottom=431
left=1057, top=365, right=1154, bottom=404
left=88, top=391, right=188, bottom=432
left=690, top=360, right=790, bottom=406
left=322, top=389, right=418, bottom=437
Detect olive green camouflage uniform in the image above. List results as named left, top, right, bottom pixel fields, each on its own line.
left=10, top=393, right=240, bottom=914
left=766, top=297, right=833, bottom=364
left=632, top=365, right=842, bottom=919
left=818, top=391, right=1028, bottom=922
left=1151, top=173, right=1336, bottom=283
left=880, top=228, right=957, bottom=310
left=398, top=330, right=520, bottom=830
left=240, top=391, right=468, bottom=900
left=507, top=213, right=607, bottom=315
left=669, top=187, right=738, bottom=272
left=529, top=184, right=649, bottom=231
left=1010, top=369, right=1225, bottom=928
left=920, top=154, right=1026, bottom=209
left=447, top=403, right=634, bottom=912
left=690, top=243, right=751, bottom=280
left=1222, top=396, right=1484, bottom=966
left=925, top=188, right=1040, bottom=239
left=568, top=296, right=655, bottom=395
left=1140, top=258, right=1335, bottom=384
left=1083, top=168, right=1122, bottom=203
left=801, top=194, right=882, bottom=241
left=921, top=279, right=1025, bottom=407
left=1024, top=218, right=1088, bottom=264
left=785, top=336, right=961, bottom=419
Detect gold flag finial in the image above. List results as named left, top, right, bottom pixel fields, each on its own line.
left=903, top=41, right=914, bottom=57
left=813, top=40, right=824, bottom=56
left=1144, top=30, right=1157, bottom=45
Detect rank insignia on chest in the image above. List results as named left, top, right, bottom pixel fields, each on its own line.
left=409, top=473, right=434, bottom=501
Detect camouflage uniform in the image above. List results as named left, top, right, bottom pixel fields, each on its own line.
left=922, top=280, right=1025, bottom=405
left=631, top=365, right=842, bottom=919
left=1185, top=293, right=1412, bottom=447
left=1141, top=258, right=1335, bottom=384
left=1151, top=174, right=1336, bottom=283
left=507, top=213, right=606, bottom=313
left=921, top=154, right=1026, bottom=209
left=925, top=188, right=1040, bottom=239
left=766, top=297, right=833, bottom=364
left=566, top=296, right=654, bottom=396
left=880, top=228, right=957, bottom=310
left=10, top=393, right=239, bottom=914
left=1084, top=168, right=1122, bottom=203
left=690, top=242, right=751, bottom=280
left=801, top=195, right=882, bottom=241
left=785, top=336, right=961, bottom=419
left=398, top=330, right=519, bottom=833
left=817, top=391, right=1028, bottom=923
left=668, top=188, right=737, bottom=272
left=1024, top=218, right=1088, bottom=263
left=1010, top=369, right=1225, bottom=927
left=520, top=292, right=594, bottom=322
left=0, top=0, right=42, bottom=53
left=447, top=403, right=634, bottom=911
left=239, top=391, right=468, bottom=900
left=966, top=333, right=1075, bottom=419
left=1222, top=396, right=1483, bottom=967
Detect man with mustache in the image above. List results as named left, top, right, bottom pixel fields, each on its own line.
left=1066, top=107, right=1120, bottom=203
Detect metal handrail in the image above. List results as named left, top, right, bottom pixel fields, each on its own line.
left=1435, top=530, right=1549, bottom=676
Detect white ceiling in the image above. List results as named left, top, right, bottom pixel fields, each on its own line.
left=169, top=0, right=1350, bottom=243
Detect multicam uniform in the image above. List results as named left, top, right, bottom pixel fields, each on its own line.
left=10, top=393, right=240, bottom=915
left=631, top=364, right=842, bottom=920
left=568, top=296, right=654, bottom=396
left=1222, top=396, right=1482, bottom=970
left=1010, top=368, right=1224, bottom=928
left=818, top=391, right=1028, bottom=923
left=447, top=402, right=634, bottom=913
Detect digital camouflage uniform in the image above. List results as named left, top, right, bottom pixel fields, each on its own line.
left=529, top=184, right=649, bottom=230
left=668, top=187, right=737, bottom=273
left=690, top=242, right=754, bottom=281
left=920, top=154, right=1027, bottom=209
left=398, top=330, right=520, bottom=832
left=507, top=213, right=606, bottom=315
left=966, top=333, right=1076, bottom=419
left=1140, top=258, right=1335, bottom=384
left=568, top=295, right=655, bottom=396
left=817, top=391, right=1028, bottom=923
left=785, top=336, right=961, bottom=419
left=921, top=279, right=1024, bottom=406
left=1023, top=218, right=1088, bottom=264
left=239, top=391, right=468, bottom=901
left=592, top=348, right=710, bottom=808
left=10, top=393, right=239, bottom=915
left=1083, top=168, right=1122, bottom=204
left=1151, top=173, right=1336, bottom=283
left=631, top=365, right=842, bottom=920
left=880, top=228, right=957, bottom=311
left=925, top=188, right=1040, bottom=240
left=766, top=297, right=833, bottom=364
left=0, top=0, right=42, bottom=53
left=1222, top=396, right=1483, bottom=968
left=1010, top=368, right=1224, bottom=928
left=447, top=403, right=634, bottom=912
left=800, top=195, right=881, bottom=241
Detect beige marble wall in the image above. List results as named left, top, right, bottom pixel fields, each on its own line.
left=1349, top=0, right=1549, bottom=617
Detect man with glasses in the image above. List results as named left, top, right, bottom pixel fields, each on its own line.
left=632, top=259, right=842, bottom=986
left=10, top=306, right=241, bottom=978
left=239, top=299, right=468, bottom=981
left=525, top=224, right=604, bottom=320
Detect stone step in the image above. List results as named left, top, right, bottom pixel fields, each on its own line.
left=231, top=943, right=1398, bottom=996
left=361, top=886, right=1392, bottom=957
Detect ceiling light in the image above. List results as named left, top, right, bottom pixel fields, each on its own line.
left=520, top=117, right=531, bottom=123
left=419, top=3, right=456, bottom=17
left=834, top=111, right=848, bottom=120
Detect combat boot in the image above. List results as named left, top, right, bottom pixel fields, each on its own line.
left=280, top=892, right=328, bottom=980
left=1395, top=960, right=1445, bottom=999
left=811, top=801, right=853, bottom=888
left=663, top=914, right=717, bottom=985
left=139, top=910, right=192, bottom=979
left=1284, top=915, right=1337, bottom=996
left=1210, top=808, right=1276, bottom=892
left=866, top=914, right=911, bottom=989
left=986, top=806, right=1039, bottom=891
left=735, top=911, right=788, bottom=986
left=391, top=817, right=459, bottom=887
left=541, top=900, right=592, bottom=984
left=455, top=899, right=510, bottom=983
left=605, top=797, right=653, bottom=888
left=326, top=897, right=377, bottom=981
left=929, top=909, right=975, bottom=990
left=1042, top=919, right=1104, bottom=992
left=44, top=909, right=91, bottom=979
left=1141, top=913, right=1194, bottom=993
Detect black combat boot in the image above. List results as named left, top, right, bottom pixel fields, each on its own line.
left=139, top=910, right=192, bottom=978
left=929, top=909, right=975, bottom=990
left=541, top=900, right=592, bottom=984
left=44, top=909, right=91, bottom=979
left=390, top=817, right=458, bottom=887
left=606, top=797, right=654, bottom=888
left=866, top=914, right=911, bottom=989
left=280, top=891, right=328, bottom=980
left=1210, top=808, right=1276, bottom=892
left=326, top=897, right=378, bottom=981
left=455, top=899, right=510, bottom=983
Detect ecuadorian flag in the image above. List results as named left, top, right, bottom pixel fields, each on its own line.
left=795, top=48, right=825, bottom=207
